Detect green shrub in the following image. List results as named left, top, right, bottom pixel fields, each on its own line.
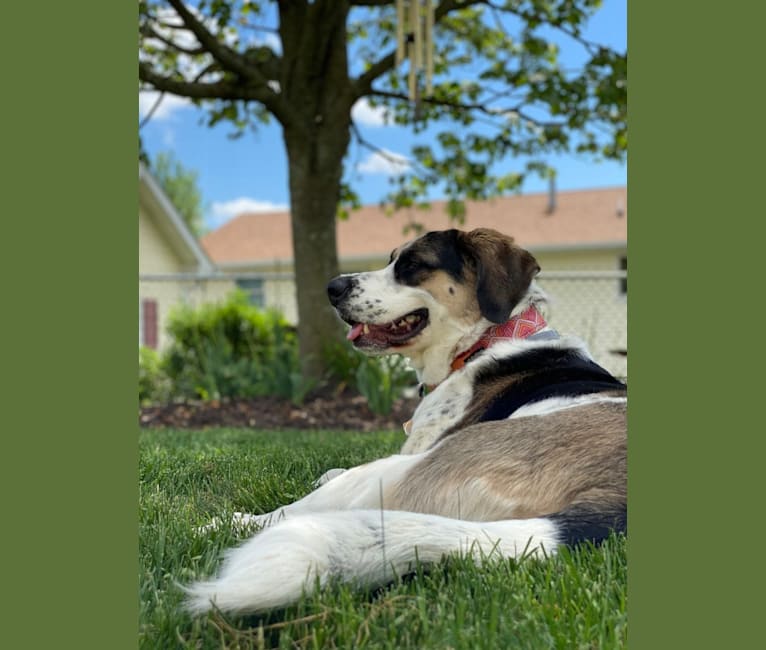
left=138, top=346, right=171, bottom=405
left=161, top=291, right=313, bottom=404
left=355, top=355, right=416, bottom=415
left=322, top=341, right=365, bottom=392
left=323, top=342, right=417, bottom=415
left=138, top=292, right=416, bottom=410
left=165, top=289, right=287, bottom=361
left=251, top=324, right=317, bottom=404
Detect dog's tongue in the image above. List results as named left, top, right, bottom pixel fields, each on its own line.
left=347, top=323, right=364, bottom=341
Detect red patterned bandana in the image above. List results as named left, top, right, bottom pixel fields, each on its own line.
left=415, top=305, right=550, bottom=401
left=450, top=305, right=548, bottom=372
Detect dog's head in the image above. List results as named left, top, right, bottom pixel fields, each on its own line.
left=327, top=228, right=540, bottom=382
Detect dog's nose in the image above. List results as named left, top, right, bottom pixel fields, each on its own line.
left=327, top=276, right=353, bottom=305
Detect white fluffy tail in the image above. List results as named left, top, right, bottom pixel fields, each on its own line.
left=184, top=510, right=560, bottom=615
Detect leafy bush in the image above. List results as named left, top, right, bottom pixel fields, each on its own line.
left=355, top=355, right=416, bottom=415
left=161, top=291, right=314, bottom=404
left=252, top=324, right=316, bottom=405
left=323, top=342, right=417, bottom=415
left=139, top=346, right=171, bottom=405
left=138, top=292, right=416, bottom=412
left=322, top=341, right=364, bottom=393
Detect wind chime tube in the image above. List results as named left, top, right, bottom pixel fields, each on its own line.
left=396, top=0, right=405, bottom=66
left=413, top=0, right=423, bottom=72
left=425, top=0, right=434, bottom=96
left=408, top=0, right=417, bottom=100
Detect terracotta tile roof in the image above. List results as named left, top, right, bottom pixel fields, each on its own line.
left=201, top=186, right=627, bottom=265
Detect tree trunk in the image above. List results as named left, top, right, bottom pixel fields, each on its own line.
left=284, top=133, right=348, bottom=381
left=279, top=0, right=354, bottom=382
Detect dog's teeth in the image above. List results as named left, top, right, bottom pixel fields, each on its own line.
left=363, top=324, right=370, bottom=334
left=406, top=315, right=417, bottom=323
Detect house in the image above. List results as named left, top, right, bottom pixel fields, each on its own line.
left=139, top=163, right=235, bottom=350
left=201, top=186, right=628, bottom=378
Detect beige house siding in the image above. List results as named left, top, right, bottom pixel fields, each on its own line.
left=139, top=205, right=186, bottom=274
left=138, top=277, right=237, bottom=351
left=216, top=261, right=299, bottom=324
left=263, top=278, right=298, bottom=323
left=139, top=199, right=187, bottom=350
left=139, top=278, right=181, bottom=351
left=139, top=164, right=236, bottom=351
left=533, top=247, right=624, bottom=271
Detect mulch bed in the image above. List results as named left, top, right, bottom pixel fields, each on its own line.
left=139, top=389, right=420, bottom=432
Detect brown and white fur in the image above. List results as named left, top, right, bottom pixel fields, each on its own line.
left=185, top=228, right=626, bottom=615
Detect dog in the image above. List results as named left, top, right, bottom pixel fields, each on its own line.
left=185, top=227, right=627, bottom=615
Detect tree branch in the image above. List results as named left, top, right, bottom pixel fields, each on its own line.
left=139, top=61, right=275, bottom=105
left=140, top=24, right=206, bottom=56
left=483, top=0, right=621, bottom=56
left=237, top=22, right=280, bottom=34
left=350, top=122, right=428, bottom=176
left=165, top=0, right=258, bottom=80
left=352, top=51, right=397, bottom=99
left=191, top=62, right=220, bottom=83
left=369, top=89, right=566, bottom=129
left=138, top=91, right=165, bottom=130
left=144, top=0, right=295, bottom=125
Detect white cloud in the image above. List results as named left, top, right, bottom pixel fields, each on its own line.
left=352, top=98, right=391, bottom=127
left=209, top=197, right=289, bottom=228
left=357, top=149, right=411, bottom=175
left=139, top=91, right=192, bottom=121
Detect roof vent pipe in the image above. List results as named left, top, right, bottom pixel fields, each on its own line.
left=616, top=198, right=625, bottom=217
left=546, top=175, right=556, bottom=214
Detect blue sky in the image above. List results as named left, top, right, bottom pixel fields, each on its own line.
left=139, top=0, right=626, bottom=231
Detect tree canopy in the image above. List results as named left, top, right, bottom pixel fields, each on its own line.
left=149, top=150, right=207, bottom=238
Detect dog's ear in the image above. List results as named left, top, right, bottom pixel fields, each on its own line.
left=458, top=228, right=540, bottom=323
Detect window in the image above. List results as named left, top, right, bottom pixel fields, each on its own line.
left=618, top=256, right=627, bottom=296
left=237, top=278, right=265, bottom=307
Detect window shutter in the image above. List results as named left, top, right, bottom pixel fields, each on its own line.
left=142, top=299, right=158, bottom=349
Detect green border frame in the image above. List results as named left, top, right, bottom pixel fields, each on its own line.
left=4, top=2, right=137, bottom=647
left=629, top=2, right=762, bottom=647
left=4, top=0, right=761, bottom=646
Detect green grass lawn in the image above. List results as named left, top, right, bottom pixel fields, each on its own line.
left=139, top=428, right=627, bottom=649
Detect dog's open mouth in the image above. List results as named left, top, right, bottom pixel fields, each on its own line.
left=345, top=308, right=429, bottom=348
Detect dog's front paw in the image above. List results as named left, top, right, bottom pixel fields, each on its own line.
left=195, top=512, right=265, bottom=535
left=314, top=468, right=347, bottom=487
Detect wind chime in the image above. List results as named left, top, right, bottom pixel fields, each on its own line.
left=395, top=0, right=435, bottom=107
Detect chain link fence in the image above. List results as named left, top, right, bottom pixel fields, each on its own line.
left=140, top=270, right=627, bottom=381
left=537, top=271, right=627, bottom=381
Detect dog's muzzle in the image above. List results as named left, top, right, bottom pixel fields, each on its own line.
left=327, top=273, right=429, bottom=349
